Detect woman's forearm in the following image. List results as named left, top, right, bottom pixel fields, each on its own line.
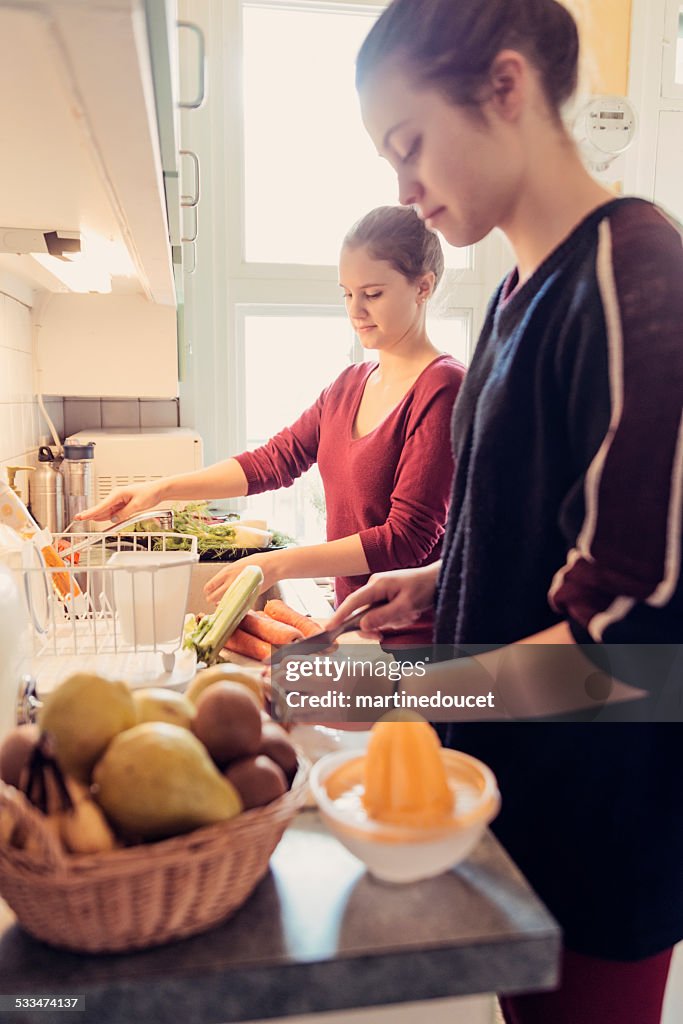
left=404, top=621, right=645, bottom=720
left=156, top=458, right=249, bottom=502
left=273, top=534, right=370, bottom=583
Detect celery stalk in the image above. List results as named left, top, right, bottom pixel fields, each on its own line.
left=184, top=565, right=264, bottom=665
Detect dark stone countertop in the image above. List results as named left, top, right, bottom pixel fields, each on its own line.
left=0, top=812, right=560, bottom=1024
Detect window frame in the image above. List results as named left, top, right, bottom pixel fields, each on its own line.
left=217, top=0, right=509, bottom=471
left=227, top=0, right=484, bottom=285
left=177, top=0, right=512, bottom=475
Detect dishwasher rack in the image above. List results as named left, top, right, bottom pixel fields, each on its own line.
left=23, top=531, right=199, bottom=695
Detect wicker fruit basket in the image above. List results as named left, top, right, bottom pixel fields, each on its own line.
left=0, top=757, right=310, bottom=954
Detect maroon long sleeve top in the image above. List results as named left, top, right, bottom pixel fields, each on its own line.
left=235, top=354, right=465, bottom=644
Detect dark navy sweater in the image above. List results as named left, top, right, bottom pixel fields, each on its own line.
left=435, top=198, right=683, bottom=960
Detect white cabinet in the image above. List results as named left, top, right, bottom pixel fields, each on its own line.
left=654, top=110, right=683, bottom=224
left=33, top=294, right=178, bottom=399
left=0, top=0, right=203, bottom=397
left=627, top=0, right=683, bottom=224
left=0, top=0, right=173, bottom=303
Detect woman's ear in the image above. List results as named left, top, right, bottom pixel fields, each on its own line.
left=486, top=49, right=528, bottom=121
left=417, top=271, right=436, bottom=303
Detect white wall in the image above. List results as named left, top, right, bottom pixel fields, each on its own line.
left=0, top=286, right=63, bottom=505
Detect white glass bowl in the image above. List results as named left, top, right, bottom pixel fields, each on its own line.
left=310, top=747, right=500, bottom=884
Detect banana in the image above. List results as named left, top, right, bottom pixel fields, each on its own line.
left=59, top=797, right=117, bottom=854
left=58, top=777, right=117, bottom=854
left=0, top=805, right=16, bottom=845
left=3, top=740, right=116, bottom=855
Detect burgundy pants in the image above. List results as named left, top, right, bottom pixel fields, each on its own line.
left=499, top=946, right=674, bottom=1024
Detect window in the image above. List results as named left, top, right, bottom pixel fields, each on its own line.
left=221, top=0, right=500, bottom=543
left=659, top=0, right=683, bottom=97
left=238, top=305, right=472, bottom=542
left=426, top=312, right=471, bottom=366
left=239, top=308, right=355, bottom=542
left=242, top=4, right=389, bottom=266
left=240, top=1, right=471, bottom=271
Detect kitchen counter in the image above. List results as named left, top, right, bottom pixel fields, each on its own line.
left=0, top=812, right=560, bottom=1024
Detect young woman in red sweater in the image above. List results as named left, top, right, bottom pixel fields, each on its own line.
left=77, top=206, right=465, bottom=645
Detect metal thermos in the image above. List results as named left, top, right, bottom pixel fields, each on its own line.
left=62, top=442, right=96, bottom=530
left=29, top=446, right=65, bottom=533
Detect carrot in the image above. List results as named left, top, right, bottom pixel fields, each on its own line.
left=263, top=600, right=323, bottom=638
left=223, top=628, right=271, bottom=662
left=240, top=610, right=304, bottom=645
left=41, top=544, right=82, bottom=599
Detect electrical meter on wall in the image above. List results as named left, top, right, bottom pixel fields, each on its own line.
left=574, top=96, right=637, bottom=172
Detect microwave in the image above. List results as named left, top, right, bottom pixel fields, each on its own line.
left=64, top=428, right=204, bottom=507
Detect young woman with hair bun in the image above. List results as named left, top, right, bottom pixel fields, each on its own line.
left=328, top=1, right=683, bottom=1020
left=78, top=206, right=465, bottom=648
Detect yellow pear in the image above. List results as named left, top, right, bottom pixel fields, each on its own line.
left=92, top=722, right=242, bottom=841
left=39, top=673, right=136, bottom=783
left=133, top=688, right=196, bottom=729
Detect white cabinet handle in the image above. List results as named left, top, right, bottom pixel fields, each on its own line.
left=177, top=21, right=207, bottom=109
left=180, top=149, right=200, bottom=207
left=184, top=240, right=197, bottom=275
left=182, top=204, right=198, bottom=244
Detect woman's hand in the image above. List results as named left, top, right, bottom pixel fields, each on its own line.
left=328, top=562, right=440, bottom=638
left=74, top=481, right=163, bottom=524
left=204, top=549, right=287, bottom=604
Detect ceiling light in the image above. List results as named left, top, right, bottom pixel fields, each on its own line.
left=0, top=227, right=125, bottom=293
left=32, top=251, right=112, bottom=293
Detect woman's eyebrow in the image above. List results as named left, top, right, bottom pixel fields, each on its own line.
left=338, top=282, right=387, bottom=290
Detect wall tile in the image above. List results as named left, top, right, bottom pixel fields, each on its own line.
left=30, top=404, right=40, bottom=449
left=63, top=399, right=102, bottom=438
left=4, top=295, right=32, bottom=353
left=0, top=347, right=9, bottom=403
left=9, top=349, right=27, bottom=403
left=9, top=352, right=20, bottom=404
left=0, top=405, right=11, bottom=462
left=10, top=405, right=23, bottom=460
left=21, top=404, right=32, bottom=454
left=4, top=349, right=19, bottom=403
left=0, top=348, right=11, bottom=404
left=101, top=399, right=140, bottom=429
left=18, top=352, right=33, bottom=403
left=0, top=292, right=42, bottom=474
left=140, top=399, right=179, bottom=428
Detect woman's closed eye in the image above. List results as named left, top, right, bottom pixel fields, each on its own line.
left=342, top=291, right=383, bottom=301
left=400, top=137, right=421, bottom=164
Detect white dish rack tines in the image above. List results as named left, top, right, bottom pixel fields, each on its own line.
left=26, top=531, right=199, bottom=695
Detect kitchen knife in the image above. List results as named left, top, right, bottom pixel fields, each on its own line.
left=269, top=603, right=382, bottom=666
left=267, top=603, right=389, bottom=723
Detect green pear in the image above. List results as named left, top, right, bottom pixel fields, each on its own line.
left=92, top=723, right=242, bottom=840
left=39, top=673, right=136, bottom=783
